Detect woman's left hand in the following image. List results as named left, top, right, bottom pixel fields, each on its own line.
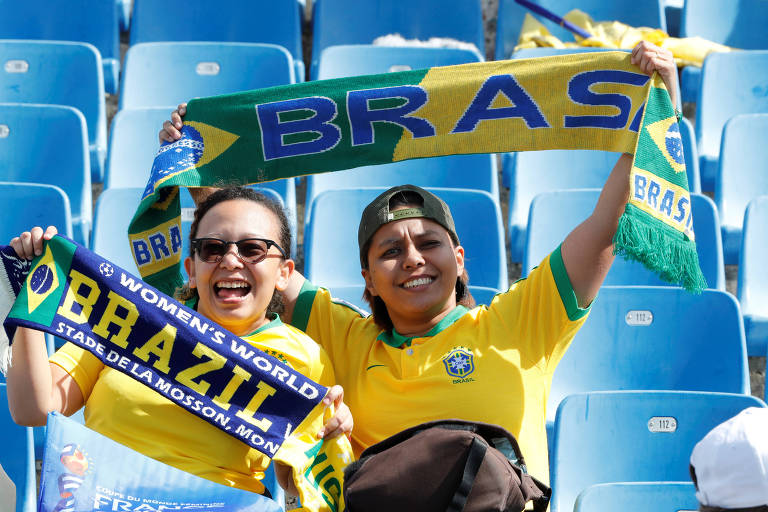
left=317, top=385, right=353, bottom=439
left=631, top=41, right=679, bottom=108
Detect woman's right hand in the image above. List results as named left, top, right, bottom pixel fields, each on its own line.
left=10, top=226, right=57, bottom=260
left=159, top=103, right=188, bottom=143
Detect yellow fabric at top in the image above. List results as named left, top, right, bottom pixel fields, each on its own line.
left=515, top=10, right=731, bottom=67
left=392, top=51, right=647, bottom=161
left=49, top=317, right=342, bottom=507
left=294, top=248, right=589, bottom=484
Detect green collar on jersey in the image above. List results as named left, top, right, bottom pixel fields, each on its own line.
left=246, top=314, right=283, bottom=337
left=378, top=305, right=470, bottom=348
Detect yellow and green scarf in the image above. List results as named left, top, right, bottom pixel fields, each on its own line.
left=129, top=51, right=706, bottom=295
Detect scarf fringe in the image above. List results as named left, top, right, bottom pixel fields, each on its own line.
left=613, top=206, right=707, bottom=293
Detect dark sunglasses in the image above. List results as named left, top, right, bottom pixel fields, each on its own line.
left=191, top=237, right=287, bottom=264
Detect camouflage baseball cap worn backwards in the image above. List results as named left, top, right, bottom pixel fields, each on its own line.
left=358, top=185, right=458, bottom=266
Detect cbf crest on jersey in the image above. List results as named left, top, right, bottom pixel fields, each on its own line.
left=443, top=347, right=475, bottom=378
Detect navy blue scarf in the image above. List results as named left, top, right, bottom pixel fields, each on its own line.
left=1, top=235, right=325, bottom=458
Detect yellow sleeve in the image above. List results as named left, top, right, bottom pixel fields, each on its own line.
left=309, top=337, right=336, bottom=389
left=48, top=342, right=104, bottom=401
left=486, top=245, right=590, bottom=371
left=291, top=279, right=369, bottom=380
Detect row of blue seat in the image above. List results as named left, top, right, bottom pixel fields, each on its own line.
left=551, top=390, right=767, bottom=512
left=3, top=385, right=765, bottom=512
left=4, top=37, right=765, bottom=192
left=3, top=0, right=767, bottom=88
left=2, top=178, right=764, bottom=358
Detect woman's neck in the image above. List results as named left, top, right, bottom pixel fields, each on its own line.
left=389, top=303, right=456, bottom=338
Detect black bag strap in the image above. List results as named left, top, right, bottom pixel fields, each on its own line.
left=446, top=437, right=487, bottom=512
left=529, top=474, right=551, bottom=512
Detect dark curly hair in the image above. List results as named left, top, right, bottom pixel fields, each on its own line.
left=175, top=186, right=292, bottom=317
left=360, top=190, right=474, bottom=331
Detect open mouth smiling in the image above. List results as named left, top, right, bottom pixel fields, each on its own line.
left=214, top=280, right=252, bottom=299
left=401, top=276, right=435, bottom=289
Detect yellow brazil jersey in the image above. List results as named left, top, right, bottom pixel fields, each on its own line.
left=49, top=315, right=335, bottom=496
left=291, top=246, right=589, bottom=484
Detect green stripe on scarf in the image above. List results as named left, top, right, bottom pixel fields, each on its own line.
left=129, top=52, right=706, bottom=295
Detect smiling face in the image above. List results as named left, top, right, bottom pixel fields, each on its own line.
left=362, top=215, right=464, bottom=333
left=184, top=199, right=294, bottom=336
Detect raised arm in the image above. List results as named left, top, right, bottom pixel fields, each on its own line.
left=561, top=41, right=679, bottom=307
left=5, top=226, right=84, bottom=425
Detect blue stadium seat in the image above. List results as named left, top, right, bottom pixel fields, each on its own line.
left=524, top=191, right=725, bottom=290
left=321, top=284, right=502, bottom=313
left=506, top=117, right=700, bottom=262
left=506, top=150, right=617, bottom=262
left=305, top=155, right=499, bottom=226
left=679, top=117, right=701, bottom=192
left=738, top=196, right=768, bottom=357
left=119, top=42, right=296, bottom=110
left=680, top=0, right=768, bottom=104
left=0, top=384, right=36, bottom=512
left=105, top=107, right=174, bottom=189
left=495, top=0, right=665, bottom=60
left=550, top=391, right=767, bottom=512
left=263, top=463, right=285, bottom=512
left=665, top=4, right=682, bottom=38
left=681, top=0, right=768, bottom=48
left=304, top=187, right=508, bottom=290
left=92, top=187, right=289, bottom=281
left=0, top=183, right=73, bottom=243
left=574, top=482, right=698, bottom=512
left=129, top=0, right=304, bottom=81
left=715, top=114, right=768, bottom=265
left=546, top=286, right=749, bottom=442
left=695, top=51, right=768, bottom=191
left=311, top=0, right=485, bottom=79
left=117, top=0, right=131, bottom=32
left=91, top=187, right=144, bottom=275
left=0, top=41, right=107, bottom=182
left=316, top=45, right=483, bottom=79
left=0, top=1, right=120, bottom=94
left=466, top=286, right=503, bottom=307
left=0, top=104, right=92, bottom=246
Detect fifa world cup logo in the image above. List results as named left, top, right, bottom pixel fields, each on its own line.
left=52, top=444, right=89, bottom=512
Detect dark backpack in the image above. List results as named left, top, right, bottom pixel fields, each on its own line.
left=343, top=419, right=551, bottom=512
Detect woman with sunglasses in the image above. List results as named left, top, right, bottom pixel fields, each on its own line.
left=6, top=187, right=352, bottom=500
left=160, top=42, right=678, bottom=484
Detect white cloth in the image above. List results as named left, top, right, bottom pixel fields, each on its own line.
left=0, top=464, right=16, bottom=512
left=690, top=407, right=768, bottom=508
left=0, top=246, right=30, bottom=375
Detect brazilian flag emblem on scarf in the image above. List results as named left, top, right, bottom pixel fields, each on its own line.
left=129, top=51, right=706, bottom=295
left=615, top=84, right=705, bottom=290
